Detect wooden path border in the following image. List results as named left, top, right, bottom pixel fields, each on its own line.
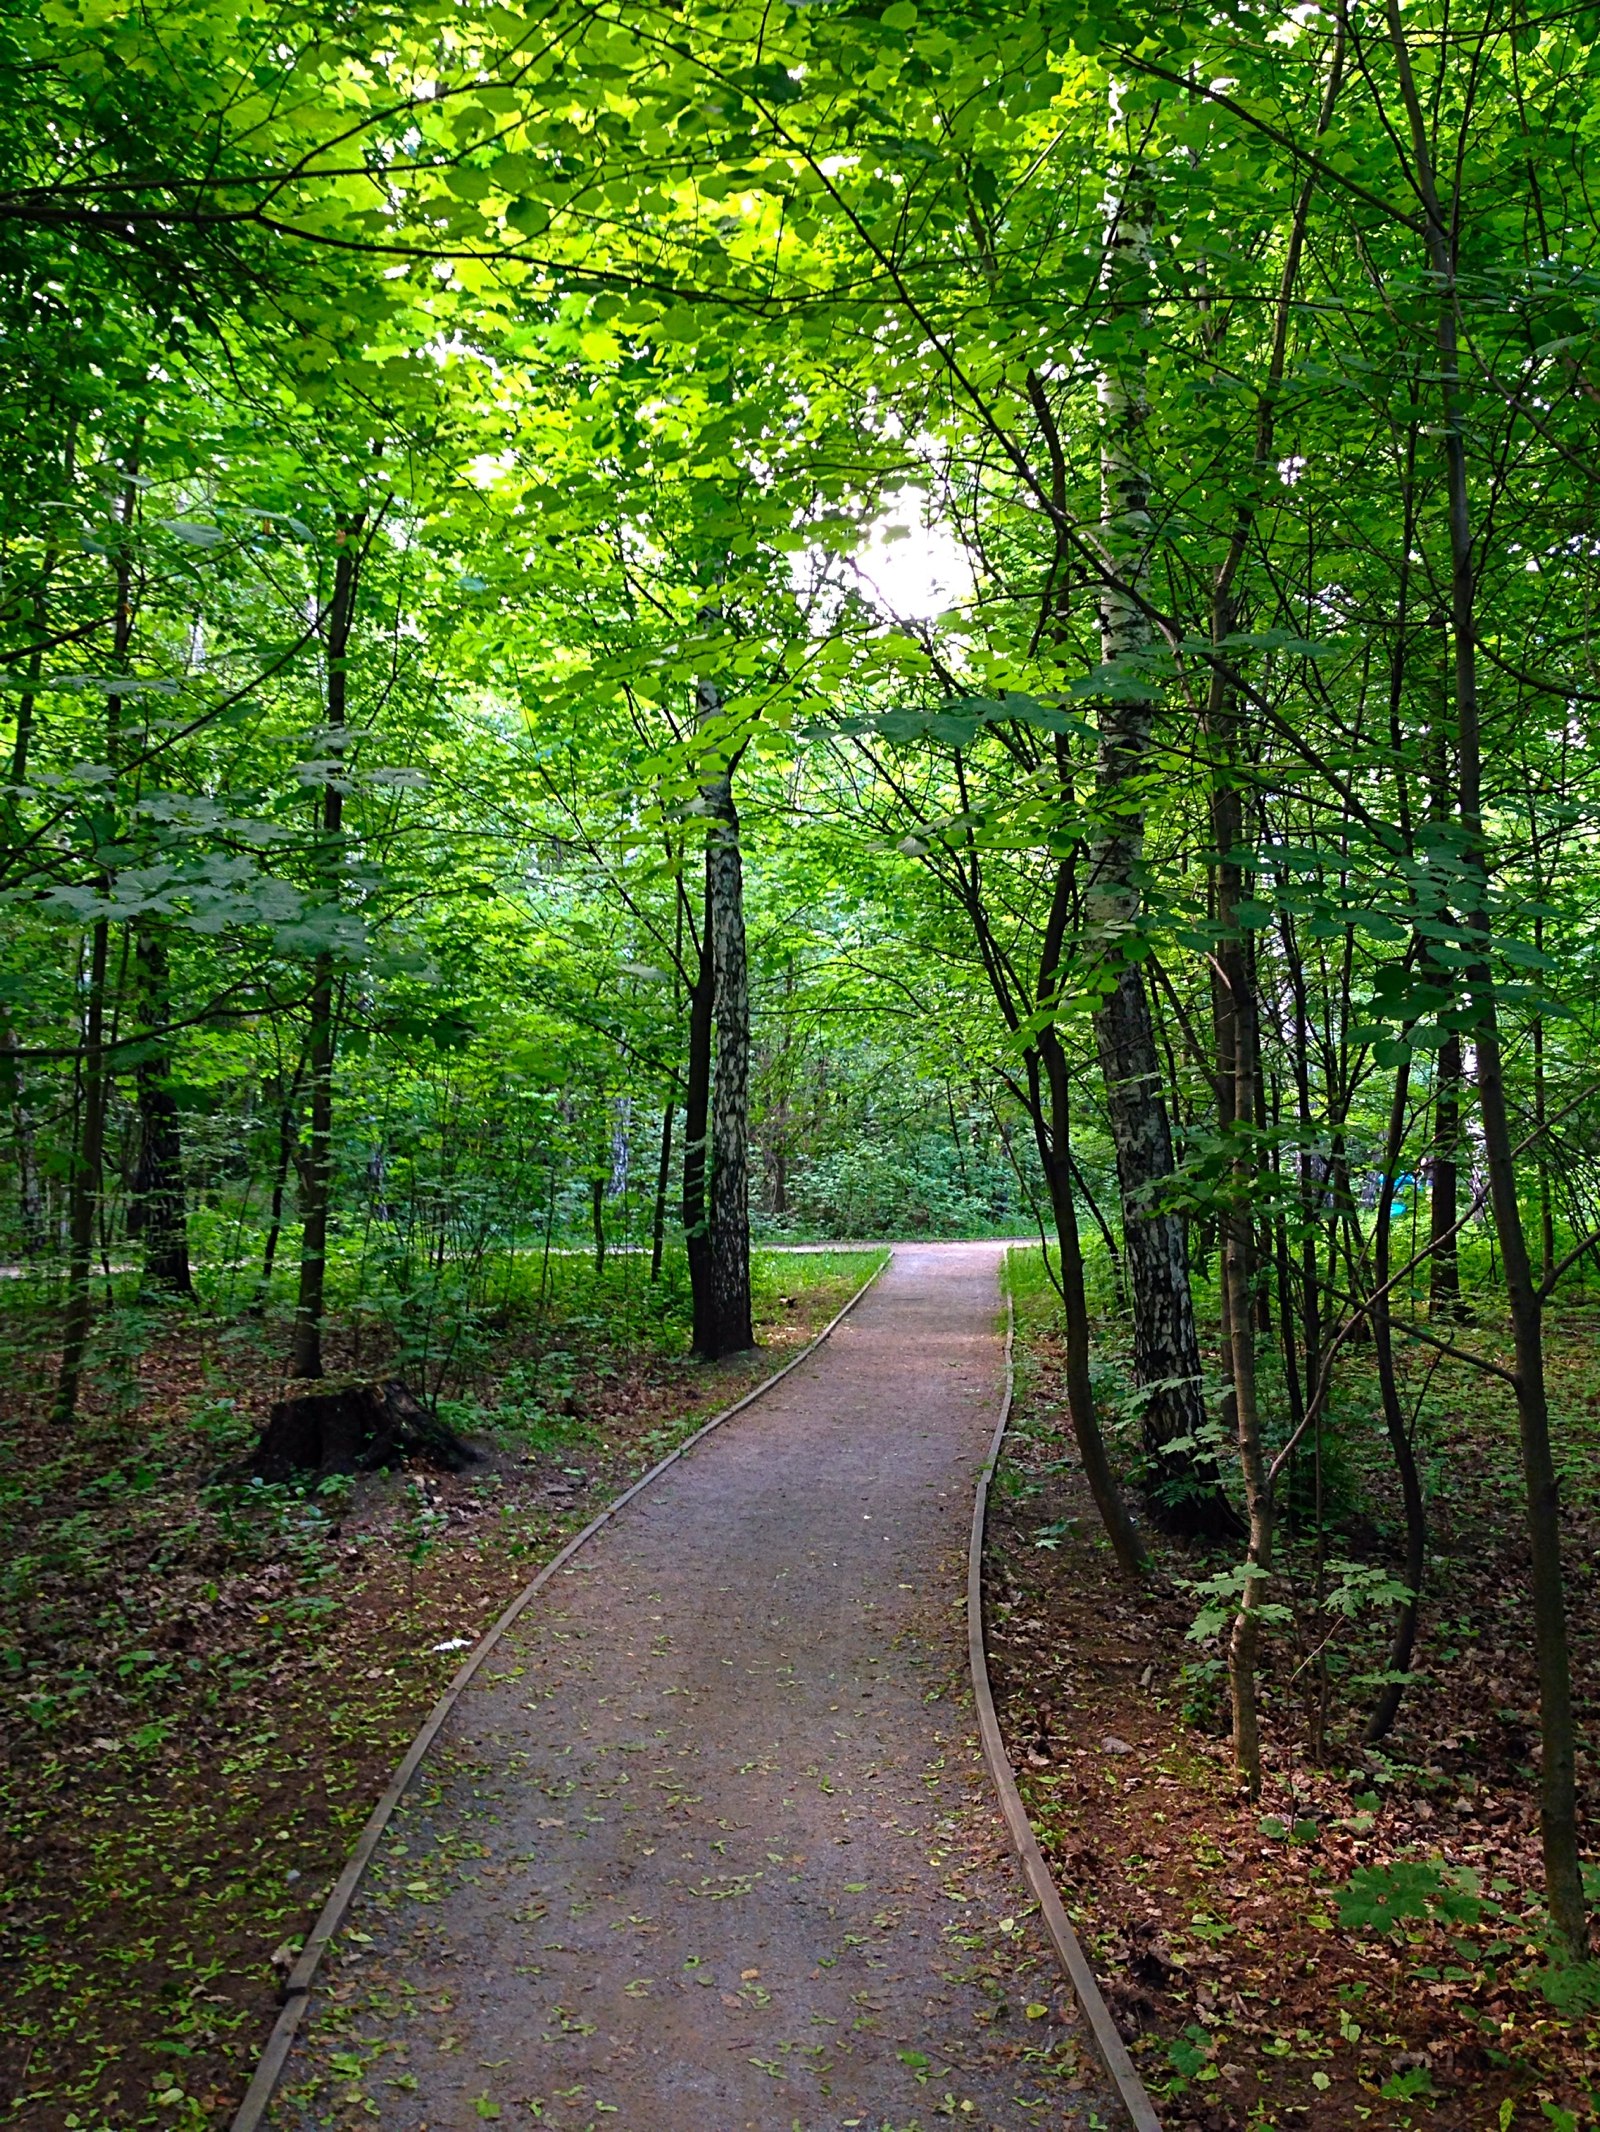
left=966, top=1290, right=1165, bottom=2132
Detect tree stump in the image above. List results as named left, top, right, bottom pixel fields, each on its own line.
left=250, top=1377, right=478, bottom=1480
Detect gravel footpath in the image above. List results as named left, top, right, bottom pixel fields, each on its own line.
left=269, top=1242, right=1122, bottom=2132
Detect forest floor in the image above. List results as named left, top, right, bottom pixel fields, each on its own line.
left=987, top=1255, right=1600, bottom=2132
left=0, top=1246, right=883, bottom=2132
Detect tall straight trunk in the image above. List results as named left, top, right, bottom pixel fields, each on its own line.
left=1213, top=686, right=1269, bottom=1789
left=9, top=418, right=72, bottom=799
left=1366, top=1058, right=1428, bottom=1745
left=1223, top=1141, right=1271, bottom=1795
left=9, top=590, right=46, bottom=793
left=290, top=954, right=338, bottom=1379
left=1193, top=24, right=1348, bottom=1657
left=54, top=918, right=109, bottom=1424
left=1212, top=638, right=1272, bottom=1793
left=682, top=908, right=714, bottom=1342
left=54, top=454, right=135, bottom=1423
left=130, top=925, right=192, bottom=1296
left=699, top=684, right=753, bottom=1357
left=1206, top=30, right=1345, bottom=1661
left=1384, top=0, right=1584, bottom=1947
left=1033, top=1037, right=1147, bottom=1578
left=1085, top=159, right=1222, bottom=1533
left=1036, top=852, right=1146, bottom=1576
left=255, top=1087, right=297, bottom=1308
left=591, top=1174, right=607, bottom=1272
left=1533, top=961, right=1555, bottom=1290
left=2, top=1015, right=44, bottom=1254
left=650, top=1092, right=675, bottom=1283
left=1428, top=1031, right=1464, bottom=1317
left=289, top=524, right=362, bottom=1381
left=1277, top=896, right=1325, bottom=1419
left=1426, top=682, right=1465, bottom=1319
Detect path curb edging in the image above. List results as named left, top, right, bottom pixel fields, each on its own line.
left=229, top=1250, right=892, bottom=2132
left=967, top=1287, right=1165, bottom=2132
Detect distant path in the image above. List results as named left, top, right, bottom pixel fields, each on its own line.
left=270, top=1244, right=1119, bottom=2130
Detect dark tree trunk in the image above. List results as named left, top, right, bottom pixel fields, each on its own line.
left=1366, top=1059, right=1428, bottom=1745
left=130, top=925, right=192, bottom=1296
left=1428, top=1031, right=1463, bottom=1318
left=1087, top=161, right=1227, bottom=1539
left=1383, top=0, right=1585, bottom=1945
left=702, top=730, right=753, bottom=1356
left=54, top=461, right=134, bottom=1423
left=1033, top=1031, right=1147, bottom=1578
left=54, top=918, right=109, bottom=1425
left=1426, top=691, right=1465, bottom=1322
left=650, top=1093, right=674, bottom=1283
left=255, top=1089, right=297, bottom=1309
left=683, top=899, right=714, bottom=1344
left=1211, top=646, right=1272, bottom=1795
left=1031, top=846, right=1146, bottom=1575
left=290, top=523, right=362, bottom=1381
left=2, top=1015, right=44, bottom=1255
left=1093, top=971, right=1229, bottom=1534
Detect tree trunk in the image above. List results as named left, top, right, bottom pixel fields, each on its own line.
left=700, top=697, right=753, bottom=1357
left=1034, top=1031, right=1147, bottom=1577
left=1428, top=1031, right=1464, bottom=1319
left=290, top=955, right=338, bottom=1379
left=1085, top=157, right=1223, bottom=1536
left=1033, top=848, right=1146, bottom=1575
left=1425, top=684, right=1466, bottom=1321
left=130, top=925, right=192, bottom=1296
left=1212, top=652, right=1272, bottom=1795
left=591, top=1174, right=607, bottom=1272
left=1383, top=0, right=1585, bottom=1946
left=54, top=918, right=109, bottom=1424
left=682, top=900, right=714, bottom=1346
left=290, top=523, right=362, bottom=1382
left=255, top=1089, right=297, bottom=1310
left=1365, top=1059, right=1428, bottom=1745
left=651, top=1092, right=674, bottom=1283
left=1533, top=974, right=1555, bottom=1290
left=2, top=1014, right=44, bottom=1255
left=54, top=458, right=135, bottom=1423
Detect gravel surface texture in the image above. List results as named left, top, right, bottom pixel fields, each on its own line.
left=270, top=1242, right=1122, bottom=2132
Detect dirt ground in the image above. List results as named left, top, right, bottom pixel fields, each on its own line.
left=268, top=1244, right=1122, bottom=2132
left=984, top=1307, right=1600, bottom=2132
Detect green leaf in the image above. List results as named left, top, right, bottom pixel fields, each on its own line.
left=1334, top=1861, right=1482, bottom=1935
left=158, top=520, right=226, bottom=547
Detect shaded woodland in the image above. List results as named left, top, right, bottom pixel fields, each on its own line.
left=6, top=0, right=1600, bottom=2121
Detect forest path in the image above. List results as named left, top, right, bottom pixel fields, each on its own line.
left=268, top=1243, right=1120, bottom=2132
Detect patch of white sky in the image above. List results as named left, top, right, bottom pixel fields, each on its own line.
left=461, top=429, right=976, bottom=627
left=794, top=485, right=974, bottom=629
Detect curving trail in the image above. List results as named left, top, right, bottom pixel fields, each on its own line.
left=269, top=1243, right=1121, bottom=2131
